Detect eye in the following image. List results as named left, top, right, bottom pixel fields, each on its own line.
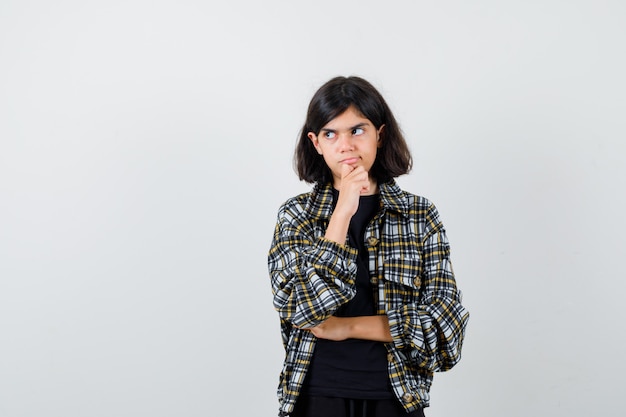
left=352, top=127, right=364, bottom=136
left=323, top=131, right=336, bottom=139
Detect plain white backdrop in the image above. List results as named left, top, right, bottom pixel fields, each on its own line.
left=1, top=1, right=625, bottom=416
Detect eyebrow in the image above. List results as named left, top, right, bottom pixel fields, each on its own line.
left=320, top=122, right=369, bottom=133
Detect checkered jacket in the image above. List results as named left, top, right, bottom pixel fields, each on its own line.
left=268, top=180, right=469, bottom=416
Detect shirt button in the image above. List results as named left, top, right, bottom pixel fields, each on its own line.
left=367, top=236, right=379, bottom=247
left=370, top=277, right=377, bottom=285
left=387, top=353, right=394, bottom=362
left=402, top=392, right=414, bottom=403
left=413, top=277, right=421, bottom=287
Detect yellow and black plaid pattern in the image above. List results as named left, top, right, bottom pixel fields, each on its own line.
left=268, top=180, right=469, bottom=416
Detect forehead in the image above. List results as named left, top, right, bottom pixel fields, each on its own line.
left=322, top=106, right=373, bottom=130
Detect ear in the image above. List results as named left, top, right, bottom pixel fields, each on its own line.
left=308, top=132, right=323, bottom=155
left=377, top=124, right=385, bottom=148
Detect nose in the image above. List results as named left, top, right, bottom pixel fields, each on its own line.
left=337, top=132, right=355, bottom=151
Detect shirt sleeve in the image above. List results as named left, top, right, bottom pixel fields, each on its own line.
left=268, top=201, right=359, bottom=329
left=386, top=202, right=470, bottom=372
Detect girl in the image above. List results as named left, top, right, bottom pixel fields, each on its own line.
left=268, top=76, right=469, bottom=417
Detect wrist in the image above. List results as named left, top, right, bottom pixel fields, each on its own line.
left=325, top=212, right=351, bottom=244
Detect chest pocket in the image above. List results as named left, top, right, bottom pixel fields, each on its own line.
left=382, top=257, right=423, bottom=306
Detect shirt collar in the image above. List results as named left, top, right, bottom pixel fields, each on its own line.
left=305, top=179, right=409, bottom=220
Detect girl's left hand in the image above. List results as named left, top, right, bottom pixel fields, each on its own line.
left=299, top=315, right=393, bottom=343
left=303, top=316, right=350, bottom=341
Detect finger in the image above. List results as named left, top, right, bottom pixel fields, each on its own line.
left=341, top=162, right=355, bottom=179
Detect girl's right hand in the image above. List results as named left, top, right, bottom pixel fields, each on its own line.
left=334, top=163, right=371, bottom=218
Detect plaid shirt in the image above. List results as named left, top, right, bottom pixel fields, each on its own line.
left=268, top=180, right=469, bottom=416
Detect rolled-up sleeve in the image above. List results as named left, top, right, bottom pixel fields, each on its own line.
left=268, top=201, right=358, bottom=329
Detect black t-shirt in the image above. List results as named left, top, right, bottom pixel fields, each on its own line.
left=302, top=190, right=393, bottom=399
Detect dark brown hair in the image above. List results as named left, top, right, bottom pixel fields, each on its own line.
left=294, top=76, right=412, bottom=184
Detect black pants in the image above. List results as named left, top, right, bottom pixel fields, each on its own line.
left=291, top=396, right=425, bottom=417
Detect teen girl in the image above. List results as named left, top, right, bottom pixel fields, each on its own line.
left=268, top=76, right=469, bottom=417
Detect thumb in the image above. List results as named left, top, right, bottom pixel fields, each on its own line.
left=341, top=162, right=354, bottom=179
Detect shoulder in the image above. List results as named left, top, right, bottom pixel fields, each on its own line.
left=403, top=191, right=436, bottom=211
left=276, top=182, right=334, bottom=221
left=276, top=191, right=312, bottom=217
left=388, top=185, right=446, bottom=234
left=381, top=181, right=439, bottom=218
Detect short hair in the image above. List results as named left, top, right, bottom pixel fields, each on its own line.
left=294, top=76, right=412, bottom=184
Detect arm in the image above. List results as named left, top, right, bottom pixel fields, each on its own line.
left=324, top=163, right=372, bottom=244
left=269, top=165, right=373, bottom=329
left=268, top=200, right=358, bottom=329
left=303, top=315, right=393, bottom=342
left=387, top=203, right=469, bottom=372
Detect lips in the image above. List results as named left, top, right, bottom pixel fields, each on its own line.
left=340, top=157, right=359, bottom=164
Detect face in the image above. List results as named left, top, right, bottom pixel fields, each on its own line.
left=308, top=106, right=383, bottom=188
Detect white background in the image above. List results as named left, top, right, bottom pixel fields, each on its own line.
left=1, top=1, right=625, bottom=416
